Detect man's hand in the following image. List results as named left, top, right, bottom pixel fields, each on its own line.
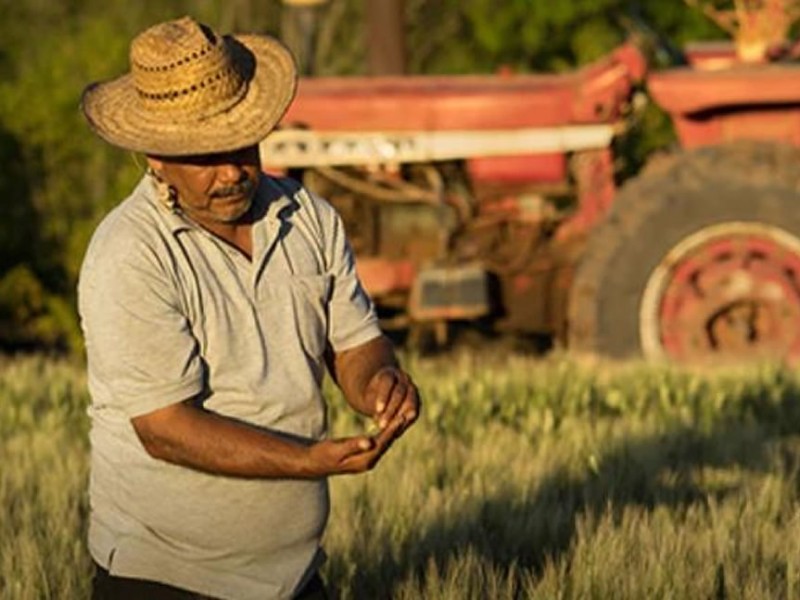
left=328, top=335, right=421, bottom=447
left=364, top=366, right=420, bottom=437
left=306, top=415, right=405, bottom=476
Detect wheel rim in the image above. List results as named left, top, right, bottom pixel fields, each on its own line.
left=640, top=222, right=800, bottom=362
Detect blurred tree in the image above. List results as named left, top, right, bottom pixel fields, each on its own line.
left=312, top=1, right=366, bottom=75
left=402, top=0, right=722, bottom=74
left=0, top=128, right=37, bottom=274
left=365, top=0, right=407, bottom=74
left=281, top=0, right=329, bottom=75
left=0, top=9, right=136, bottom=352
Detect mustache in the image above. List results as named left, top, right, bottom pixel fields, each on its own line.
left=210, top=178, right=255, bottom=199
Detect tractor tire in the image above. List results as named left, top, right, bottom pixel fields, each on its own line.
left=568, top=142, right=800, bottom=363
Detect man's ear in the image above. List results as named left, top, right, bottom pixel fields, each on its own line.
left=145, top=155, right=164, bottom=176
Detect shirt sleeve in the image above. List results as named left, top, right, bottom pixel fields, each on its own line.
left=79, top=235, right=204, bottom=418
left=323, top=204, right=383, bottom=352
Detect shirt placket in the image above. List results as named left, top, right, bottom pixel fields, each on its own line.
left=252, top=196, right=293, bottom=297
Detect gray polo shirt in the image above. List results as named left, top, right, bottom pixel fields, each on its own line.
left=78, top=174, right=380, bottom=600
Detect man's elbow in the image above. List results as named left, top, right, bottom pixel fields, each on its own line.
left=132, top=422, right=172, bottom=460
left=130, top=404, right=186, bottom=461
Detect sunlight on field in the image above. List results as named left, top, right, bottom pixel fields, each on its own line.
left=1, top=352, right=800, bottom=599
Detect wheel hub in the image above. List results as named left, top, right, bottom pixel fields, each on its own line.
left=640, top=222, right=800, bottom=362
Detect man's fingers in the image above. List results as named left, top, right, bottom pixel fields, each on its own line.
left=404, top=384, right=420, bottom=423
left=377, top=377, right=408, bottom=428
left=372, top=411, right=405, bottom=449
left=356, top=436, right=374, bottom=452
left=402, top=382, right=420, bottom=423
left=335, top=427, right=396, bottom=472
left=386, top=382, right=420, bottom=431
left=332, top=436, right=374, bottom=461
left=333, top=409, right=413, bottom=474
left=368, top=367, right=401, bottom=415
left=368, top=367, right=415, bottom=429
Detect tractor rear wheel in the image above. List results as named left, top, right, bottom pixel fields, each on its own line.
left=568, top=142, right=800, bottom=363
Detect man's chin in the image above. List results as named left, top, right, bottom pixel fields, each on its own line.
left=216, top=195, right=254, bottom=223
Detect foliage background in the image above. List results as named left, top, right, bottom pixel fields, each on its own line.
left=0, top=0, right=724, bottom=352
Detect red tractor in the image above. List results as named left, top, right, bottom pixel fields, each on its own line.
left=264, top=1, right=800, bottom=363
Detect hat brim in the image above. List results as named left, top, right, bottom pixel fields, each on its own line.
left=81, top=34, right=297, bottom=156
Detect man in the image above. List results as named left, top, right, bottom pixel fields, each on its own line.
left=78, top=16, right=420, bottom=600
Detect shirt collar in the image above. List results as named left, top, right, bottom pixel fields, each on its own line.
left=259, top=176, right=295, bottom=224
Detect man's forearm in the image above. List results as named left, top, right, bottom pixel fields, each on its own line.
left=132, top=402, right=317, bottom=478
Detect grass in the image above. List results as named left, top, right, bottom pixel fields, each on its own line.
left=1, top=351, right=800, bottom=598
left=0, top=356, right=90, bottom=600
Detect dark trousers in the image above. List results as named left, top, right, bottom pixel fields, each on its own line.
left=92, top=563, right=328, bottom=600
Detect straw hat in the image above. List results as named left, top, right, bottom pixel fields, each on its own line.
left=81, top=16, right=297, bottom=156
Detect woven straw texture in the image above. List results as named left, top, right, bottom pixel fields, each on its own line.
left=81, top=17, right=297, bottom=156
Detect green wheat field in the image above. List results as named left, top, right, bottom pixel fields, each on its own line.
left=2, top=350, right=800, bottom=599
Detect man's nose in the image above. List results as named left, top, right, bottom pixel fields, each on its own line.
left=217, top=161, right=248, bottom=183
